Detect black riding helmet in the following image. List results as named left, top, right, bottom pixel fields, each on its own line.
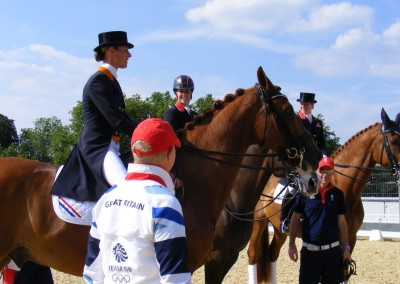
left=173, top=75, right=194, bottom=95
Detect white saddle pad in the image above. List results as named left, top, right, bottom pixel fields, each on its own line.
left=51, top=165, right=95, bottom=226
left=273, top=178, right=294, bottom=204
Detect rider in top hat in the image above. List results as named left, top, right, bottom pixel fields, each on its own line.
left=296, top=92, right=326, bottom=154
left=51, top=31, right=138, bottom=202
left=280, top=92, right=327, bottom=233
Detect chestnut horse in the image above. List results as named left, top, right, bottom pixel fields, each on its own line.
left=247, top=108, right=400, bottom=283
left=0, top=66, right=321, bottom=276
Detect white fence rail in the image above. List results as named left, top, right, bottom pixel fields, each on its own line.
left=362, top=197, right=400, bottom=223
left=359, top=197, right=400, bottom=240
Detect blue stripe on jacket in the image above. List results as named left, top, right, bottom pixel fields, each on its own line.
left=152, top=207, right=184, bottom=226
left=154, top=237, right=190, bottom=276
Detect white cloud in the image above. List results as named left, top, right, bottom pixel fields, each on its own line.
left=288, top=2, right=373, bottom=32
left=186, top=0, right=315, bottom=33
left=0, top=45, right=96, bottom=131
left=293, top=26, right=400, bottom=78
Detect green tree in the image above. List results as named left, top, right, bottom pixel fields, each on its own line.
left=316, top=113, right=341, bottom=156
left=192, top=94, right=215, bottom=114
left=0, top=114, right=19, bottom=148
left=18, top=117, right=70, bottom=163
left=69, top=101, right=83, bottom=141
left=145, top=91, right=175, bottom=119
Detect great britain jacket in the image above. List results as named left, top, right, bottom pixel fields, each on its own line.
left=83, top=163, right=191, bottom=284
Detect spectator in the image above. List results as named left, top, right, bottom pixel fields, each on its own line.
left=83, top=118, right=191, bottom=283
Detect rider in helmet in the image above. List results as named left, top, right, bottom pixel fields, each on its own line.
left=164, top=75, right=197, bottom=132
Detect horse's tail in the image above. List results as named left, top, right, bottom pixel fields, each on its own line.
left=256, top=225, right=270, bottom=282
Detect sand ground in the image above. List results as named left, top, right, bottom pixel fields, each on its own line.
left=50, top=237, right=400, bottom=284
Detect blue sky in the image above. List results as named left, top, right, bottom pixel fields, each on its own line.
left=0, top=0, right=399, bottom=144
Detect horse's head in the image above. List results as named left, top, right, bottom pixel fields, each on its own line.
left=255, top=66, right=322, bottom=172
left=288, top=170, right=320, bottom=197
left=380, top=108, right=400, bottom=178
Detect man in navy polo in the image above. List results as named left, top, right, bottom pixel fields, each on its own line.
left=288, top=157, right=352, bottom=284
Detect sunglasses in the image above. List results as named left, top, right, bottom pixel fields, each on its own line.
left=320, top=169, right=334, bottom=175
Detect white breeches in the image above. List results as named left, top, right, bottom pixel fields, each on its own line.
left=102, top=139, right=127, bottom=186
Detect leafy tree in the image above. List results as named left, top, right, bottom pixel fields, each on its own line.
left=69, top=101, right=83, bottom=141
left=18, top=117, right=69, bottom=163
left=145, top=91, right=175, bottom=119
left=316, top=113, right=341, bottom=156
left=0, top=114, right=19, bottom=148
left=192, top=94, right=215, bottom=114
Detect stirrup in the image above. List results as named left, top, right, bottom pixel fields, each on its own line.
left=280, top=219, right=290, bottom=234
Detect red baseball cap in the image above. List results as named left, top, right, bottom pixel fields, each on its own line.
left=318, top=156, right=334, bottom=169
left=131, top=118, right=181, bottom=156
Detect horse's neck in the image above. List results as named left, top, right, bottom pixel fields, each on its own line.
left=226, top=149, right=273, bottom=212
left=333, top=125, right=380, bottom=199
left=180, top=92, right=263, bottom=215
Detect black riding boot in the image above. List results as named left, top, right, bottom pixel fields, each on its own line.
left=280, top=191, right=295, bottom=234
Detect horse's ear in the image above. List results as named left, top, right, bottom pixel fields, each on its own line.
left=381, top=108, right=390, bottom=125
left=395, top=113, right=400, bottom=126
left=257, top=66, right=274, bottom=94
left=257, top=66, right=267, bottom=88
left=381, top=108, right=400, bottom=133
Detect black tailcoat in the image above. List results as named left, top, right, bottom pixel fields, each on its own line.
left=298, top=112, right=326, bottom=155
left=164, top=101, right=197, bottom=132
left=51, top=69, right=137, bottom=201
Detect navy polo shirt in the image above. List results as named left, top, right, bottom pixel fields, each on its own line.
left=292, top=185, right=346, bottom=245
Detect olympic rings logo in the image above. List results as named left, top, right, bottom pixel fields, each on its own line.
left=112, top=274, right=131, bottom=283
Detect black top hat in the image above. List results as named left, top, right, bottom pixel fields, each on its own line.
left=94, top=31, right=134, bottom=52
left=297, top=92, right=317, bottom=103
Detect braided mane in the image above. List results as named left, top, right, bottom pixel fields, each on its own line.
left=176, top=88, right=246, bottom=138
left=331, top=123, right=379, bottom=159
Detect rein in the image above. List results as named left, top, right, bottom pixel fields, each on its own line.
left=180, top=144, right=293, bottom=172
left=224, top=179, right=289, bottom=222
left=224, top=173, right=305, bottom=222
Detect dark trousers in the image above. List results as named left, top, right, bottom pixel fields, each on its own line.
left=299, top=246, right=343, bottom=284
left=14, top=262, right=54, bottom=284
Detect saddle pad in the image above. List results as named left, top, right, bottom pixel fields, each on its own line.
left=51, top=165, right=94, bottom=226
left=52, top=195, right=94, bottom=226
left=273, top=178, right=294, bottom=204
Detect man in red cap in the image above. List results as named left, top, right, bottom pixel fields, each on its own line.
left=83, top=118, right=191, bottom=283
left=288, top=157, right=352, bottom=284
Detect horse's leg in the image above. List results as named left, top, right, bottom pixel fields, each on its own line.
left=204, top=251, right=241, bottom=284
left=247, top=218, right=269, bottom=284
left=268, top=227, right=288, bottom=284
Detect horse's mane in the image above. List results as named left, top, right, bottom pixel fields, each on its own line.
left=176, top=88, right=246, bottom=138
left=331, top=122, right=379, bottom=159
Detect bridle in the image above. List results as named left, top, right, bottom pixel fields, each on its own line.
left=180, top=84, right=313, bottom=172
left=380, top=125, right=400, bottom=177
